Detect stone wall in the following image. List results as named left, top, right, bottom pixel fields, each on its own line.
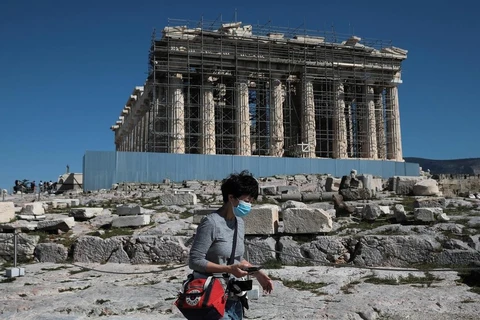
left=433, top=174, right=480, bottom=197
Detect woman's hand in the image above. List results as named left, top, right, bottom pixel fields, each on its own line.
left=254, top=271, right=274, bottom=294
left=227, top=263, right=249, bottom=278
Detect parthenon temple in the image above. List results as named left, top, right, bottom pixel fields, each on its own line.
left=111, top=19, right=407, bottom=161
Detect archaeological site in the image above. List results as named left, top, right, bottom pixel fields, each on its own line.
left=1, top=19, right=479, bottom=320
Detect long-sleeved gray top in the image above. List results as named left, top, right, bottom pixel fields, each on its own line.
left=189, top=212, right=245, bottom=274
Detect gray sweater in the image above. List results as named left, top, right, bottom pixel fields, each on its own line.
left=189, top=212, right=245, bottom=274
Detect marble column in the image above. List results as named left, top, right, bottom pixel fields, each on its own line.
left=269, top=79, right=285, bottom=157
left=135, top=121, right=140, bottom=152
left=333, top=82, right=348, bottom=158
left=387, top=86, right=403, bottom=161
left=302, top=80, right=316, bottom=158
left=346, top=100, right=354, bottom=158
left=375, top=87, right=387, bottom=159
left=200, top=85, right=216, bottom=154
left=236, top=82, right=251, bottom=156
left=169, top=76, right=185, bottom=154
left=365, top=85, right=378, bottom=159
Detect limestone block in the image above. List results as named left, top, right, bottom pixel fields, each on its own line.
left=362, top=204, right=382, bottom=221
left=244, top=237, right=276, bottom=264
left=283, top=208, right=333, bottom=234
left=0, top=233, right=39, bottom=263
left=358, top=174, right=383, bottom=193
left=243, top=205, right=279, bottom=235
left=116, top=204, right=145, bottom=216
left=127, top=235, right=189, bottom=264
left=70, top=207, right=103, bottom=220
left=37, top=217, right=75, bottom=232
left=394, top=204, right=407, bottom=222
left=56, top=202, right=68, bottom=209
left=52, top=199, right=72, bottom=208
left=259, top=186, right=277, bottom=195
left=281, top=200, right=307, bottom=211
left=414, top=197, right=446, bottom=209
left=70, top=199, right=80, bottom=206
left=395, top=176, right=424, bottom=195
left=300, top=236, right=348, bottom=264
left=301, top=193, right=321, bottom=202
left=277, top=236, right=303, bottom=264
left=467, top=235, right=480, bottom=251
left=192, top=207, right=220, bottom=224
left=17, top=214, right=46, bottom=221
left=0, top=202, right=15, bottom=223
left=339, top=188, right=372, bottom=201
left=34, top=243, right=68, bottom=263
left=143, top=191, right=163, bottom=198
left=277, top=186, right=300, bottom=194
left=358, top=235, right=443, bottom=266
left=309, top=202, right=335, bottom=211
left=325, top=177, right=341, bottom=192
left=320, top=192, right=337, bottom=202
left=158, top=193, right=197, bottom=206
left=261, top=178, right=287, bottom=187
left=174, top=188, right=195, bottom=194
left=413, top=179, right=439, bottom=196
left=112, top=214, right=150, bottom=228
left=340, top=176, right=363, bottom=190
left=437, top=212, right=450, bottom=222
left=73, top=236, right=126, bottom=263
left=379, top=206, right=391, bottom=215
left=414, top=208, right=442, bottom=222
left=280, top=193, right=302, bottom=202
left=299, top=183, right=317, bottom=192
left=294, top=175, right=307, bottom=182
left=22, top=203, right=45, bottom=216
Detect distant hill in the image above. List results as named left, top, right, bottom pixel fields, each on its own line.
left=404, top=157, right=480, bottom=175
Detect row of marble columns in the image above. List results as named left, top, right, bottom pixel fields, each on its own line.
left=329, top=82, right=402, bottom=161
left=116, top=77, right=403, bottom=161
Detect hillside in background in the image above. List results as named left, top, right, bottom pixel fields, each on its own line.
left=404, top=157, right=480, bottom=175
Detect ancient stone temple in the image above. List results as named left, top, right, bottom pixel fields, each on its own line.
left=111, top=19, right=407, bottom=161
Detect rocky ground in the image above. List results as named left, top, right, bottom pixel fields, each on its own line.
left=1, top=175, right=480, bottom=319
left=1, top=262, right=479, bottom=320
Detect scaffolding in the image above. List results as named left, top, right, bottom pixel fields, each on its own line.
left=112, top=18, right=407, bottom=160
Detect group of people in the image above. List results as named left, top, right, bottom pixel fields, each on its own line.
left=13, top=180, right=57, bottom=194
left=187, top=170, right=273, bottom=319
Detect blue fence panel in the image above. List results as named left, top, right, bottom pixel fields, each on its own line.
left=405, top=162, right=420, bottom=176
left=148, top=153, right=172, bottom=182
left=83, top=151, right=116, bottom=191
left=395, top=161, right=406, bottom=176
left=83, top=151, right=422, bottom=191
left=334, top=159, right=357, bottom=177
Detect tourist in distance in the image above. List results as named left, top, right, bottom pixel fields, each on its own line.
left=189, top=170, right=273, bottom=319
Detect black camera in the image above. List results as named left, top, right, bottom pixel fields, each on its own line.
left=229, top=279, right=253, bottom=294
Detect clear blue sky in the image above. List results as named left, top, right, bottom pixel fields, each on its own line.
left=1, top=0, right=479, bottom=191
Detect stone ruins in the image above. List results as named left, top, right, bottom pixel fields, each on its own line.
left=111, top=20, right=405, bottom=160
left=1, top=172, right=480, bottom=319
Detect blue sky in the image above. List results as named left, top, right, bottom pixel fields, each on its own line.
left=1, top=0, right=479, bottom=191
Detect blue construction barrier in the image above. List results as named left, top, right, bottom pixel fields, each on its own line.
left=83, top=151, right=419, bottom=191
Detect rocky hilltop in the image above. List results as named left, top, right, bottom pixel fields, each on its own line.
left=1, top=172, right=480, bottom=319
left=405, top=157, right=480, bottom=175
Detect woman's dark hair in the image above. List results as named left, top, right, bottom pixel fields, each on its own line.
left=221, top=170, right=259, bottom=203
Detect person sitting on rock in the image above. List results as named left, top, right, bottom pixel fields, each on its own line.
left=189, top=170, right=273, bottom=319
